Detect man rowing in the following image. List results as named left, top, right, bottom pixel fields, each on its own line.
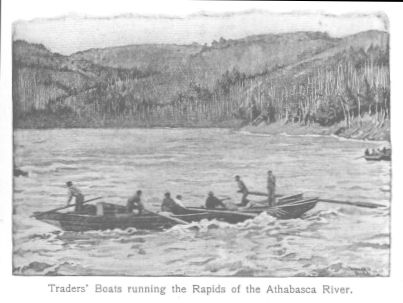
left=66, top=181, right=84, bottom=212
left=161, top=192, right=187, bottom=214
left=267, top=170, right=276, bottom=207
left=127, top=190, right=144, bottom=215
left=205, top=191, right=228, bottom=209
left=235, top=175, right=249, bottom=206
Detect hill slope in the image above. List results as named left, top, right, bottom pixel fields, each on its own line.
left=13, top=30, right=389, bottom=129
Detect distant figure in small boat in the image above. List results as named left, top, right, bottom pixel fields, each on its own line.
left=13, top=166, right=28, bottom=177
left=127, top=190, right=144, bottom=215
left=235, top=175, right=249, bottom=206
left=365, top=148, right=370, bottom=156
left=267, top=170, right=276, bottom=207
left=205, top=191, right=227, bottom=209
left=161, top=192, right=187, bottom=214
left=370, top=148, right=376, bottom=155
left=66, top=181, right=85, bottom=212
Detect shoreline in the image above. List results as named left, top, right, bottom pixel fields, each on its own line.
left=14, top=117, right=390, bottom=143
left=240, top=118, right=390, bottom=143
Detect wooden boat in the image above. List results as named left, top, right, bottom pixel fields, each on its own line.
left=190, top=194, right=319, bottom=220
left=32, top=203, right=253, bottom=232
left=242, top=197, right=319, bottom=219
left=33, top=193, right=318, bottom=232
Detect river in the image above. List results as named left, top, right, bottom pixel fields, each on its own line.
left=13, top=128, right=390, bottom=276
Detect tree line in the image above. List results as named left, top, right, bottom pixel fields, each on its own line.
left=15, top=45, right=390, bottom=129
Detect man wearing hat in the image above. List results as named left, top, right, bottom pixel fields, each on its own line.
left=127, top=190, right=144, bottom=215
left=66, top=181, right=85, bottom=212
left=205, top=191, right=227, bottom=209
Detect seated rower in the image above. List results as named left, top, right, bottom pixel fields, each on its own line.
left=127, top=190, right=144, bottom=215
left=161, top=192, right=187, bottom=214
left=205, top=191, right=227, bottom=209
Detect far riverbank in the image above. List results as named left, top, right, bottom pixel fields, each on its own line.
left=15, top=113, right=390, bottom=142
left=241, top=116, right=390, bottom=143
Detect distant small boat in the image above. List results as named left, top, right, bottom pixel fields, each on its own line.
left=364, top=148, right=391, bottom=161
left=14, top=167, right=28, bottom=177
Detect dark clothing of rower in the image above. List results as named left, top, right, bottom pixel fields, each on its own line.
left=127, top=190, right=144, bottom=215
left=66, top=181, right=84, bottom=212
left=161, top=192, right=187, bottom=214
left=235, top=175, right=249, bottom=206
left=267, top=170, right=276, bottom=207
left=205, top=192, right=227, bottom=209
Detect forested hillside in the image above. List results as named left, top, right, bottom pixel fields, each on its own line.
left=13, top=30, right=389, bottom=136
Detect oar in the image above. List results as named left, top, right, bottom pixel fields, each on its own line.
left=34, top=196, right=103, bottom=217
left=189, top=207, right=257, bottom=218
left=144, top=208, right=188, bottom=225
left=246, top=193, right=303, bottom=207
left=246, top=191, right=282, bottom=197
left=319, top=198, right=386, bottom=209
left=354, top=155, right=365, bottom=160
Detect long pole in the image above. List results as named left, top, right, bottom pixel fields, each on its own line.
left=245, top=191, right=283, bottom=197
left=144, top=208, right=188, bottom=225
left=189, top=207, right=256, bottom=218
left=319, top=199, right=385, bottom=209
left=34, top=197, right=103, bottom=216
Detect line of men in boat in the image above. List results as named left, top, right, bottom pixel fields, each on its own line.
left=364, top=147, right=390, bottom=156
left=65, top=170, right=277, bottom=215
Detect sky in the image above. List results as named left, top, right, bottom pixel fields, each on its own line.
left=12, top=10, right=388, bottom=55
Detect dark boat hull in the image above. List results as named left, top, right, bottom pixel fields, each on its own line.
left=33, top=210, right=251, bottom=232
left=365, top=154, right=391, bottom=161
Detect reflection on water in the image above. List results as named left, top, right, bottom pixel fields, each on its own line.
left=13, top=128, right=390, bottom=276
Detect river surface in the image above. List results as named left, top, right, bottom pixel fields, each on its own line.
left=13, top=128, right=390, bottom=276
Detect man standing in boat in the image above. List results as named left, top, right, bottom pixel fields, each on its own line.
left=235, top=175, right=249, bottom=206
left=267, top=170, right=276, bottom=206
left=127, top=190, right=144, bottom=215
left=66, top=181, right=85, bottom=213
